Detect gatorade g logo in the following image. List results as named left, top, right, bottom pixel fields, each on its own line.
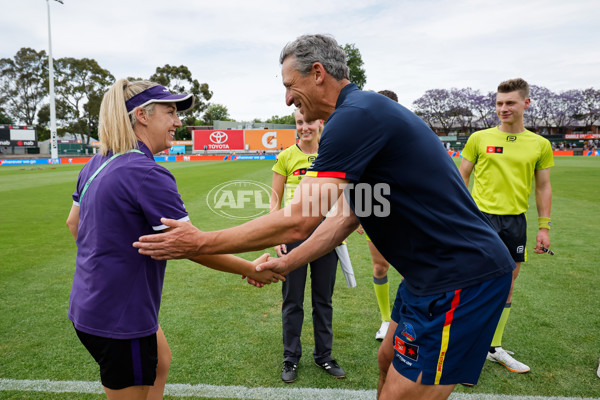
left=486, top=146, right=504, bottom=153
left=507, top=135, right=517, bottom=142
left=261, top=132, right=277, bottom=149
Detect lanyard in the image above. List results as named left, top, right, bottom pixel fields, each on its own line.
left=79, top=149, right=144, bottom=204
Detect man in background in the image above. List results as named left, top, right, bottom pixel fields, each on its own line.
left=459, top=78, right=554, bottom=374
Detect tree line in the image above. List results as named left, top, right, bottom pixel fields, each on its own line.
left=2, top=46, right=597, bottom=145
left=0, top=48, right=216, bottom=143
left=412, top=86, right=600, bottom=135
left=0, top=45, right=367, bottom=144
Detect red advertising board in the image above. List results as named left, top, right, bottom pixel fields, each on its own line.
left=552, top=150, right=574, bottom=156
left=193, top=130, right=244, bottom=151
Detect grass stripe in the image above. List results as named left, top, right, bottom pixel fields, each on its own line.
left=1, top=379, right=598, bottom=400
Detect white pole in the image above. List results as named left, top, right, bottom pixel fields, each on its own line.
left=47, top=0, right=59, bottom=160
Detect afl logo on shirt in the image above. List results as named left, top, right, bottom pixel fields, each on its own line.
left=308, top=156, right=316, bottom=163
left=506, top=135, right=517, bottom=142
left=486, top=146, right=503, bottom=154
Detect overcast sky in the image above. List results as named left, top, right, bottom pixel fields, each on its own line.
left=1, top=0, right=599, bottom=121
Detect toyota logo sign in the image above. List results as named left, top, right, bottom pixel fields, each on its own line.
left=210, top=131, right=228, bottom=144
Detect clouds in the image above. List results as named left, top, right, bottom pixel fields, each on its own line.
left=1, top=0, right=598, bottom=121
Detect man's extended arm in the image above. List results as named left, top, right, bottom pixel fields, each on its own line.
left=257, top=194, right=360, bottom=275
left=133, top=176, right=348, bottom=259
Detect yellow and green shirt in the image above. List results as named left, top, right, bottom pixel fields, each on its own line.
left=461, top=127, right=554, bottom=215
left=272, top=144, right=318, bottom=207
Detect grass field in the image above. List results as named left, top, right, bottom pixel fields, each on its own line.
left=0, top=157, right=599, bottom=399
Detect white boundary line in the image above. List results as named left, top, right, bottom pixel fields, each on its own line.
left=1, top=378, right=598, bottom=400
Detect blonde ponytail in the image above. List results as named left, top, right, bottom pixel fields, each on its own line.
left=98, top=79, right=158, bottom=155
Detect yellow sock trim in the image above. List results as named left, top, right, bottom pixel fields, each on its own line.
left=373, top=280, right=391, bottom=321
left=491, top=304, right=511, bottom=347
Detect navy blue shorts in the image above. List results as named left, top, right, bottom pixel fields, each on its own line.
left=390, top=272, right=512, bottom=385
left=75, top=327, right=158, bottom=390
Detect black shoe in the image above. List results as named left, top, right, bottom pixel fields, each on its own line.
left=316, top=359, right=346, bottom=379
left=281, top=361, right=297, bottom=383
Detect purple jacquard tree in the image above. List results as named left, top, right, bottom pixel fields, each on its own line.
left=413, top=84, right=596, bottom=134
left=578, top=88, right=600, bottom=133
left=463, top=88, right=497, bottom=129
left=549, top=90, right=583, bottom=134
left=452, top=88, right=475, bottom=133
left=525, top=85, right=553, bottom=131
left=413, top=88, right=468, bottom=133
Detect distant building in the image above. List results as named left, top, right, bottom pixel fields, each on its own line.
left=39, top=133, right=99, bottom=156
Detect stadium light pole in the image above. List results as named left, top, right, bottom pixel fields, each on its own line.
left=46, top=0, right=63, bottom=160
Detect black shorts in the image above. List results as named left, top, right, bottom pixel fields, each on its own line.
left=75, top=327, right=158, bottom=390
left=482, top=212, right=526, bottom=263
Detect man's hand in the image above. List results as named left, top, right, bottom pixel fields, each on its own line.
left=133, top=218, right=202, bottom=260
left=243, top=253, right=286, bottom=287
left=256, top=254, right=291, bottom=275
left=534, top=229, right=551, bottom=254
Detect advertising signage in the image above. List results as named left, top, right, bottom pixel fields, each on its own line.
left=244, top=129, right=296, bottom=151
left=564, top=133, right=600, bottom=139
left=193, top=130, right=244, bottom=151
left=0, top=125, right=37, bottom=147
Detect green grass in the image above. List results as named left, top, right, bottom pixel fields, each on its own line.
left=0, top=157, right=599, bottom=399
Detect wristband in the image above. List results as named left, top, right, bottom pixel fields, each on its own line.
left=538, top=217, right=551, bottom=230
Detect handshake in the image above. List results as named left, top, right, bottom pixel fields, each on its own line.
left=243, top=253, right=288, bottom=288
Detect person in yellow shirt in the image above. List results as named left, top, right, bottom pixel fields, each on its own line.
left=270, top=109, right=345, bottom=383
left=459, top=78, right=554, bottom=374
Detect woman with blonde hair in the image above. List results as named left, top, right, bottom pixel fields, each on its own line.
left=66, top=79, right=282, bottom=400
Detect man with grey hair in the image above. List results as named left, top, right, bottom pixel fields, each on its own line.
left=135, top=34, right=514, bottom=399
